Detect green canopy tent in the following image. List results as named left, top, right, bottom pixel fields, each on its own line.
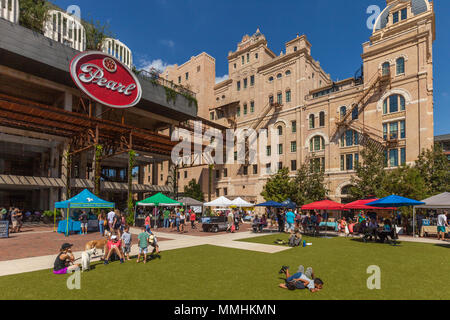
left=134, top=193, right=183, bottom=227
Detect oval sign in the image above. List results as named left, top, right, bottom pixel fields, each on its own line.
left=70, top=51, right=142, bottom=109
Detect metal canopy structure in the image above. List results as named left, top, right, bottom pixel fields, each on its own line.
left=0, top=93, right=176, bottom=157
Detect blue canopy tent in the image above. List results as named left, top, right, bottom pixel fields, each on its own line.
left=281, top=199, right=297, bottom=210
left=54, top=189, right=115, bottom=236
left=255, top=200, right=284, bottom=208
left=366, top=195, right=425, bottom=237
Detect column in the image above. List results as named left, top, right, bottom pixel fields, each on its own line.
left=64, top=92, right=72, bottom=112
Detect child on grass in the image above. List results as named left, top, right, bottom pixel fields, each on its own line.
left=121, top=226, right=132, bottom=261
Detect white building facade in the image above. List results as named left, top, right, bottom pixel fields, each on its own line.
left=0, top=0, right=19, bottom=23
left=44, top=9, right=85, bottom=51
left=101, top=38, right=133, bottom=69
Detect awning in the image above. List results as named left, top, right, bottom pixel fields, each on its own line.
left=415, top=192, right=450, bottom=209
left=0, top=175, right=65, bottom=188
left=302, top=200, right=345, bottom=211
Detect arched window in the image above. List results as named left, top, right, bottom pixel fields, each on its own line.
left=310, top=136, right=325, bottom=152
left=285, top=70, right=291, bottom=76
left=396, top=57, right=405, bottom=75
left=382, top=62, right=390, bottom=76
left=340, top=106, right=347, bottom=119
left=309, top=114, right=315, bottom=129
left=341, top=130, right=359, bottom=147
left=269, top=76, right=274, bottom=82
left=341, top=185, right=352, bottom=195
left=277, top=125, right=283, bottom=136
left=319, top=112, right=325, bottom=127
left=277, top=73, right=282, bottom=79
left=351, top=105, right=359, bottom=120
left=383, top=94, right=406, bottom=114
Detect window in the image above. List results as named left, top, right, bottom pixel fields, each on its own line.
left=247, top=53, right=250, bottom=63
left=243, top=103, right=248, bottom=115
left=266, top=146, right=272, bottom=156
left=382, top=62, right=390, bottom=76
left=319, top=112, right=325, bottom=127
left=237, top=81, right=241, bottom=91
left=277, top=73, right=282, bottom=79
left=216, top=170, right=220, bottom=179
left=294, top=46, right=297, bottom=52
left=291, top=141, right=297, bottom=153
left=234, top=151, right=238, bottom=161
left=224, top=168, right=228, bottom=177
left=216, top=189, right=220, bottom=197
left=286, top=90, right=291, bottom=103
left=266, top=163, right=271, bottom=174
left=234, top=63, right=236, bottom=69
left=253, top=165, right=258, bottom=175
left=352, top=106, right=359, bottom=120
left=401, top=8, right=407, bottom=20
left=309, top=114, right=315, bottom=129
left=242, top=56, right=245, bottom=65
left=310, top=157, right=325, bottom=172
left=383, top=94, right=406, bottom=114
left=396, top=57, right=405, bottom=75
left=184, top=171, right=188, bottom=179
left=243, top=166, right=248, bottom=175
left=393, top=11, right=399, bottom=24
left=269, top=76, right=274, bottom=82
left=292, top=121, right=297, bottom=133
left=250, top=75, right=255, bottom=86
left=161, top=174, right=163, bottom=181
left=278, top=162, right=283, bottom=171
left=310, top=136, right=325, bottom=152
left=210, top=112, right=215, bottom=121
left=400, top=148, right=406, bottom=165
left=255, top=53, right=259, bottom=59
left=286, top=70, right=291, bottom=76
left=389, top=149, right=399, bottom=167
left=243, top=78, right=248, bottom=89
left=269, top=95, right=274, bottom=104
left=278, top=144, right=283, bottom=155
left=185, top=72, right=189, bottom=80
left=340, top=106, right=347, bottom=119
left=278, top=126, right=283, bottom=136
left=291, top=160, right=297, bottom=171
left=341, top=153, right=359, bottom=171
left=197, top=66, right=201, bottom=72
left=237, top=107, right=241, bottom=117
left=277, top=92, right=282, bottom=104
left=389, top=122, right=398, bottom=140
left=384, top=120, right=406, bottom=140
left=250, top=101, right=255, bottom=113
left=400, top=120, right=406, bottom=139
left=224, top=188, right=228, bottom=196
left=178, top=76, right=181, bottom=84
left=341, top=130, right=359, bottom=147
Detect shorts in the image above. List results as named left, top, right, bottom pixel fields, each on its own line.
left=53, top=267, right=68, bottom=275
left=12, top=220, right=19, bottom=228
left=123, top=245, right=131, bottom=254
left=81, top=223, right=88, bottom=229
left=437, top=226, right=446, bottom=233
left=139, top=247, right=148, bottom=254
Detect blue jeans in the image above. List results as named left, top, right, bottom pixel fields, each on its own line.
left=163, top=218, right=169, bottom=228
left=176, top=219, right=180, bottom=231
left=99, top=221, right=104, bottom=235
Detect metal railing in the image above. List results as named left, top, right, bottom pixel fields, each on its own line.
left=136, top=70, right=197, bottom=98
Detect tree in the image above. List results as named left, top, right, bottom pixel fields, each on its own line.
left=183, top=179, right=204, bottom=202
left=83, top=18, right=114, bottom=50
left=261, top=167, right=295, bottom=202
left=415, top=144, right=450, bottom=196
left=384, top=165, right=428, bottom=200
left=292, top=160, right=328, bottom=206
left=19, top=0, right=49, bottom=34
left=350, top=143, right=388, bottom=200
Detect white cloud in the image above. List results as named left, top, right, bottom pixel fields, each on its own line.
left=138, top=58, right=175, bottom=73
left=215, top=74, right=229, bottom=84
left=160, top=39, right=175, bottom=48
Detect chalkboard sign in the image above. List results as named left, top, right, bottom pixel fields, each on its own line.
left=0, top=221, right=9, bottom=238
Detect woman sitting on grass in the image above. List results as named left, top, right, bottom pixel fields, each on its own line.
left=53, top=243, right=80, bottom=275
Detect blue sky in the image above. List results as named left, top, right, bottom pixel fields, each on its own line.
left=52, top=0, right=449, bottom=135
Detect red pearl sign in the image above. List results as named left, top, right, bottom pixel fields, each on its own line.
left=70, top=51, right=142, bottom=109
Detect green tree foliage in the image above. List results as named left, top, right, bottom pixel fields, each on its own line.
left=83, top=18, right=113, bottom=50
left=183, top=179, right=204, bottom=202
left=350, top=144, right=388, bottom=200
left=384, top=165, right=427, bottom=200
left=415, top=144, right=450, bottom=196
left=292, top=160, right=328, bottom=205
left=19, top=0, right=49, bottom=34
left=261, top=167, right=294, bottom=202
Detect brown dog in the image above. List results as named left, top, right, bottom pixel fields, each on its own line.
left=85, top=239, right=108, bottom=254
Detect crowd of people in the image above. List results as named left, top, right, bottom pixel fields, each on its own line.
left=0, top=207, right=24, bottom=233
left=139, top=207, right=199, bottom=234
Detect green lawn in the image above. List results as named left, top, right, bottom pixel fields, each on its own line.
left=0, top=235, right=449, bottom=300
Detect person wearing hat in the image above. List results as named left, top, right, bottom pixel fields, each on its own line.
left=53, top=243, right=80, bottom=275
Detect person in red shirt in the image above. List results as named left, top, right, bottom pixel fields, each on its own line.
left=190, top=210, right=196, bottom=229
left=104, top=235, right=124, bottom=265
left=144, top=213, right=151, bottom=233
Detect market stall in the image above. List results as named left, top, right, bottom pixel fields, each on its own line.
left=54, top=189, right=115, bottom=236
left=414, top=192, right=450, bottom=237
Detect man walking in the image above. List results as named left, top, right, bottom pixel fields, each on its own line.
left=437, top=210, right=448, bottom=241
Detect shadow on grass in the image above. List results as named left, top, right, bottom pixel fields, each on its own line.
left=434, top=243, right=450, bottom=249
left=349, top=238, right=403, bottom=247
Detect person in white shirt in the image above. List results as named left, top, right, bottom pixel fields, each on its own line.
left=107, top=210, right=115, bottom=232
left=437, top=210, right=448, bottom=241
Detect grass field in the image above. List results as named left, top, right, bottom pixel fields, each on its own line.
left=0, top=235, right=449, bottom=300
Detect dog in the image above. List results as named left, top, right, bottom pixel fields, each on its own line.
left=81, top=248, right=97, bottom=272
left=85, top=239, right=108, bottom=254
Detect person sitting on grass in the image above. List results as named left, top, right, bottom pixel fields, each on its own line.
left=104, top=235, right=124, bottom=265
left=137, top=226, right=150, bottom=264
left=278, top=265, right=323, bottom=293
left=53, top=243, right=80, bottom=275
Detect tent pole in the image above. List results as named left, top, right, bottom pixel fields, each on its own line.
left=133, top=205, right=137, bottom=227
left=413, top=206, right=416, bottom=238
left=65, top=206, right=70, bottom=237
left=53, top=208, right=56, bottom=233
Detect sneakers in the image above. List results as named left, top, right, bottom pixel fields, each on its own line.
left=103, top=260, right=109, bottom=265
left=120, top=259, right=124, bottom=264
left=297, top=265, right=305, bottom=274
left=278, top=266, right=289, bottom=274
left=305, top=267, right=313, bottom=279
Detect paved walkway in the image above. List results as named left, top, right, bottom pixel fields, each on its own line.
left=0, top=229, right=290, bottom=277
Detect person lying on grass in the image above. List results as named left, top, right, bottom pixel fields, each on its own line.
left=53, top=243, right=80, bottom=275
left=278, top=265, right=323, bottom=293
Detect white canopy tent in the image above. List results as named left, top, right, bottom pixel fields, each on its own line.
left=231, top=197, right=254, bottom=208
left=413, top=192, right=450, bottom=236
left=204, top=196, right=233, bottom=207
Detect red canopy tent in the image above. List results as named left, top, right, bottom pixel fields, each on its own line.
left=343, top=199, right=397, bottom=210
left=301, top=200, right=345, bottom=211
